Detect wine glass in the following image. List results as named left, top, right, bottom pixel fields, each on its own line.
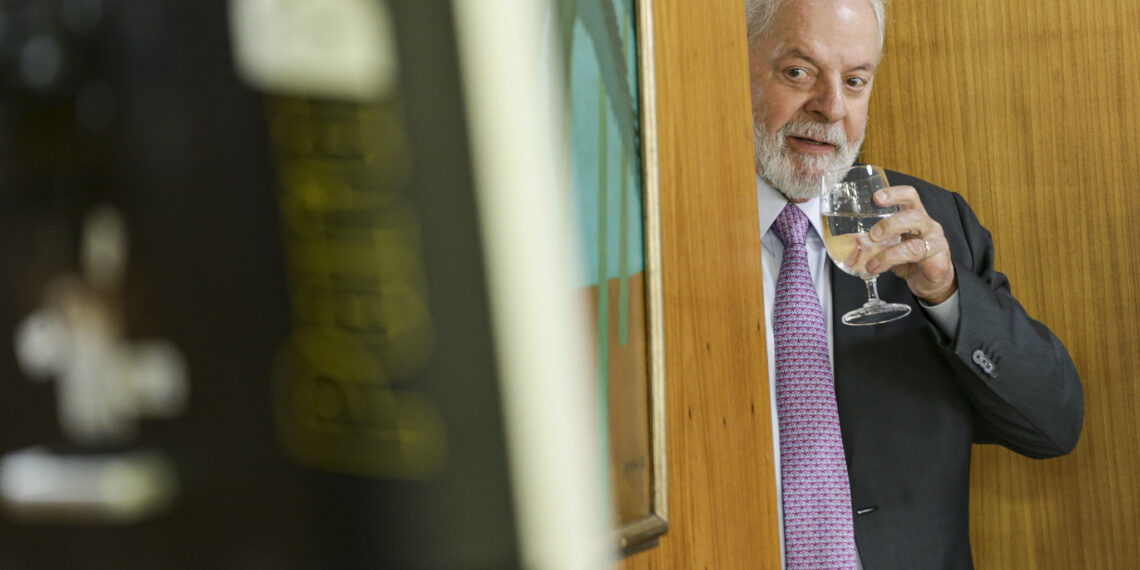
left=819, top=164, right=912, bottom=326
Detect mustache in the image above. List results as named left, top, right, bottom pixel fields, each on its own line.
left=780, top=119, right=847, bottom=148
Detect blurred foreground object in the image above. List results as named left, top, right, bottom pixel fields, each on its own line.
left=6, top=205, right=186, bottom=523
left=0, top=0, right=609, bottom=567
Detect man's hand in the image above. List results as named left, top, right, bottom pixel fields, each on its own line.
left=864, top=185, right=957, bottom=305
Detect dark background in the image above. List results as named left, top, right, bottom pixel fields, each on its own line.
left=0, top=1, right=518, bottom=568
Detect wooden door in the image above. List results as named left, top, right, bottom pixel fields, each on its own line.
left=860, top=1, right=1140, bottom=567
left=619, top=0, right=782, bottom=567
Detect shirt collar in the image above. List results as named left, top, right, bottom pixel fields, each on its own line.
left=756, top=174, right=825, bottom=241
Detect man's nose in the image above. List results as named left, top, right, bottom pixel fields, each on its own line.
left=805, top=78, right=847, bottom=123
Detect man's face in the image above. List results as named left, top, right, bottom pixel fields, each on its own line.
left=749, top=0, right=880, bottom=201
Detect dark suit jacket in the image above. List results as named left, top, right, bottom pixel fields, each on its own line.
left=832, top=170, right=1084, bottom=569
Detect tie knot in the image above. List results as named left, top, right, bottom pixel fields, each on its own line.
left=772, top=203, right=810, bottom=248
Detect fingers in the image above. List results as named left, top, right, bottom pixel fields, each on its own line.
left=868, top=185, right=936, bottom=244
left=869, top=208, right=937, bottom=244
left=864, top=186, right=946, bottom=274
left=873, top=185, right=924, bottom=211
left=867, top=237, right=930, bottom=274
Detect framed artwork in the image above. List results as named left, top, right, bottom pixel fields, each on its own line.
left=559, top=0, right=667, bottom=554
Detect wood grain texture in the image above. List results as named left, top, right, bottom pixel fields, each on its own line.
left=860, top=0, right=1140, bottom=567
left=618, top=0, right=782, bottom=567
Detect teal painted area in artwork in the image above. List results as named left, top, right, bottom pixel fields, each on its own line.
left=565, top=0, right=644, bottom=289
left=561, top=1, right=644, bottom=437
left=555, top=0, right=645, bottom=515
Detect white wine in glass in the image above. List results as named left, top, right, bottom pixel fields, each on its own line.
left=820, top=164, right=912, bottom=326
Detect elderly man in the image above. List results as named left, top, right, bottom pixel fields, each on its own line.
left=746, top=0, right=1084, bottom=567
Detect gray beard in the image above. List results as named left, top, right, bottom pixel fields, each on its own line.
left=754, top=117, right=863, bottom=201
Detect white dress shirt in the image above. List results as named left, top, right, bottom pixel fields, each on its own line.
left=756, top=174, right=960, bottom=568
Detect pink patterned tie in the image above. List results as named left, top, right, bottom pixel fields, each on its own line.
left=771, top=204, right=858, bottom=568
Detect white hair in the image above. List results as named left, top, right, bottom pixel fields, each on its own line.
left=745, top=0, right=888, bottom=57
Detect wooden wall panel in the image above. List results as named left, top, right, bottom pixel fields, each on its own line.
left=619, top=0, right=782, bottom=567
left=860, top=0, right=1140, bottom=567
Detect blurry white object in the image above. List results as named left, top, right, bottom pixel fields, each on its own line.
left=0, top=447, right=179, bottom=523
left=5, top=205, right=187, bottom=523
left=452, top=0, right=613, bottom=567
left=12, top=205, right=188, bottom=446
left=229, top=0, right=398, bottom=100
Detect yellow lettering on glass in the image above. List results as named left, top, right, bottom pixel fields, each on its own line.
left=268, top=97, right=444, bottom=479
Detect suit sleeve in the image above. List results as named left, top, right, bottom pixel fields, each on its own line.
left=921, top=187, right=1084, bottom=459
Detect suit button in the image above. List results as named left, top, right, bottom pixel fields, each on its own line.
left=972, top=349, right=996, bottom=377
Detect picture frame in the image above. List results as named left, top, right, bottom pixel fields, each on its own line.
left=619, top=0, right=667, bottom=554
left=560, top=0, right=667, bottom=555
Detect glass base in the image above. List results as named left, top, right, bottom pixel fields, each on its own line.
left=841, top=300, right=911, bottom=326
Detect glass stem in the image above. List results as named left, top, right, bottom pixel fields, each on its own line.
left=864, top=276, right=883, bottom=303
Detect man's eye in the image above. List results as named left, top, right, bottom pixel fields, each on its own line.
left=785, top=68, right=808, bottom=80
left=846, top=77, right=868, bottom=88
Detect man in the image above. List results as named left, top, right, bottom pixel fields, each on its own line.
left=746, top=0, right=1084, bottom=568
